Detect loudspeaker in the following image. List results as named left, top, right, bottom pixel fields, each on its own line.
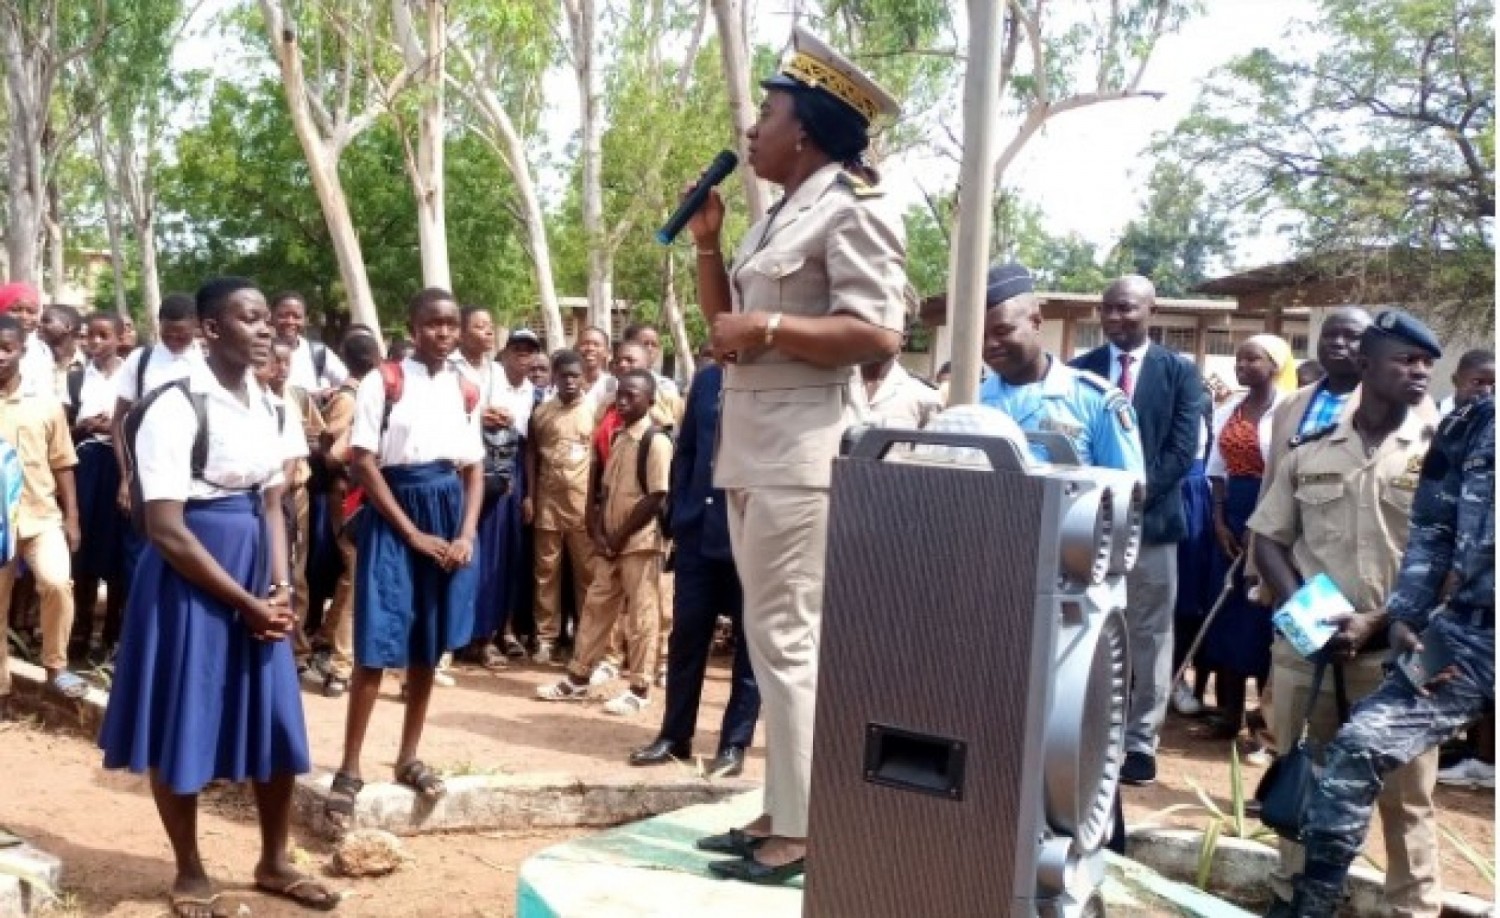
left=804, top=420, right=1137, bottom=918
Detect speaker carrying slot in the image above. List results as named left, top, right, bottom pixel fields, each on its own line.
left=863, top=723, right=968, bottom=801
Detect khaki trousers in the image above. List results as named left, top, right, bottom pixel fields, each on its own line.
left=533, top=527, right=596, bottom=646
left=1269, top=637, right=1441, bottom=916
left=567, top=550, right=661, bottom=692
left=317, top=530, right=357, bottom=680
left=727, top=486, right=829, bottom=838
left=0, top=526, right=74, bottom=694
left=603, top=568, right=674, bottom=671
left=291, top=484, right=315, bottom=661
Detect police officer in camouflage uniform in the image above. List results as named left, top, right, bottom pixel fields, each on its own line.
left=1287, top=390, right=1495, bottom=917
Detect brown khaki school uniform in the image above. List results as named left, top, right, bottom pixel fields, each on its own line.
left=1248, top=407, right=1441, bottom=916
left=716, top=162, right=907, bottom=836
left=530, top=396, right=597, bottom=645
left=0, top=380, right=78, bottom=693
left=567, top=416, right=672, bottom=692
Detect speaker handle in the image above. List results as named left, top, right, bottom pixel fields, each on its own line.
left=1024, top=431, right=1082, bottom=466
left=842, top=426, right=1032, bottom=473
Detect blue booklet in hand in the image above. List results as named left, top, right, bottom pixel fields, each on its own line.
left=1272, top=573, right=1353, bottom=658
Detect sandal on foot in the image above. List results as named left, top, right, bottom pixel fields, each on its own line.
left=479, top=644, right=508, bottom=670
left=323, top=771, right=363, bottom=832
left=49, top=671, right=89, bottom=700
left=255, top=876, right=341, bottom=912
left=169, top=893, right=229, bottom=918
left=322, top=675, right=348, bottom=698
left=395, top=759, right=446, bottom=799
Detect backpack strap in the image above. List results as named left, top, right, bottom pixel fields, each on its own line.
left=64, top=368, right=85, bottom=426
left=636, top=425, right=663, bottom=496
left=135, top=344, right=154, bottom=399
left=311, top=340, right=328, bottom=383
left=188, top=391, right=210, bottom=478
left=378, top=361, right=405, bottom=436
left=459, top=376, right=481, bottom=417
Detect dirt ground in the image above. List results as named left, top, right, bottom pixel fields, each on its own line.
left=0, top=656, right=1492, bottom=917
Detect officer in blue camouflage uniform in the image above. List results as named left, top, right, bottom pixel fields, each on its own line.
left=1288, top=392, right=1495, bottom=917
left=977, top=263, right=1144, bottom=476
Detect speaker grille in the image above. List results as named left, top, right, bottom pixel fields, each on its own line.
left=806, top=459, right=1051, bottom=917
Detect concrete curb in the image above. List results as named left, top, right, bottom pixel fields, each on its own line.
left=1128, top=828, right=1495, bottom=917
left=295, top=771, right=760, bottom=839
left=6, top=659, right=107, bottom=737
left=0, top=845, right=62, bottom=918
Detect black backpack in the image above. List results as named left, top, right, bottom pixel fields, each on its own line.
left=636, top=425, right=674, bottom=533
left=64, top=367, right=85, bottom=429
left=121, top=378, right=285, bottom=533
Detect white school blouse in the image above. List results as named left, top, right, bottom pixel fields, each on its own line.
left=116, top=343, right=204, bottom=403
left=450, top=355, right=536, bottom=439
left=134, top=365, right=302, bottom=502
left=74, top=362, right=124, bottom=442
left=286, top=336, right=348, bottom=392
left=350, top=358, right=484, bottom=468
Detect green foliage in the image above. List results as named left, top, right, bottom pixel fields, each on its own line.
left=158, top=79, right=537, bottom=332
left=1162, top=0, right=1494, bottom=333
left=1106, top=161, right=1232, bottom=297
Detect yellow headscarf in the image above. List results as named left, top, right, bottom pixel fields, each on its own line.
left=1244, top=333, right=1298, bottom=393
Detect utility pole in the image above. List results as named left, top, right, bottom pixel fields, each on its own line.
left=945, top=0, right=1005, bottom=406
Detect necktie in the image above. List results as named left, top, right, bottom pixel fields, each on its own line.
left=1118, top=353, right=1135, bottom=398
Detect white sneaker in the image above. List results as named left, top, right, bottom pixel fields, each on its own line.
left=1437, top=759, right=1495, bottom=789
left=1172, top=680, right=1204, bottom=716
left=588, top=662, right=619, bottom=687
left=603, top=690, right=650, bottom=716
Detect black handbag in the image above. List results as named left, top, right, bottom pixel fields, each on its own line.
left=1255, top=655, right=1350, bottom=840
left=478, top=368, right=522, bottom=501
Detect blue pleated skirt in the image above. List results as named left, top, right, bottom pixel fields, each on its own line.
left=98, top=493, right=310, bottom=795
left=355, top=462, right=477, bottom=669
left=73, top=439, right=126, bottom=582
left=470, top=455, right=527, bottom=643
left=1197, top=475, right=1274, bottom=677
left=1174, top=460, right=1216, bottom=619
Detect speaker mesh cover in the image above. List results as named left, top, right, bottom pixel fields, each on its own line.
left=805, top=458, right=1051, bottom=918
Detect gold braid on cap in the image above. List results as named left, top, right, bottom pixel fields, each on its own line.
left=783, top=51, right=879, bottom=123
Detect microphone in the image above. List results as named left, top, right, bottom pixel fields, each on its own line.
left=656, top=150, right=739, bottom=245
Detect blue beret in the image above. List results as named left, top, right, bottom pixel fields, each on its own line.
left=1366, top=310, right=1442, bottom=359
left=985, top=262, right=1035, bottom=306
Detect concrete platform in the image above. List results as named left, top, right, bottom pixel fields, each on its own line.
left=0, top=843, right=60, bottom=918
left=516, top=792, right=1255, bottom=917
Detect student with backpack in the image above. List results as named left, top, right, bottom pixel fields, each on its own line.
left=66, top=313, right=129, bottom=660
left=270, top=291, right=346, bottom=393
left=111, top=293, right=203, bottom=516
left=98, top=277, right=339, bottom=914
left=323, top=288, right=484, bottom=831
left=537, top=369, right=671, bottom=716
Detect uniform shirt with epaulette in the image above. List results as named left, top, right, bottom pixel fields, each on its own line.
left=978, top=355, right=1144, bottom=474
left=1388, top=396, right=1495, bottom=629
left=1248, top=405, right=1436, bottom=613
left=716, top=162, right=907, bottom=492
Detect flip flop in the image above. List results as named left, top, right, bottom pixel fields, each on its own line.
left=0, top=827, right=22, bottom=848
left=255, top=876, right=341, bottom=912
left=169, top=892, right=229, bottom=918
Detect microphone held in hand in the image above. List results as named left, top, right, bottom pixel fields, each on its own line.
left=656, top=150, right=739, bottom=245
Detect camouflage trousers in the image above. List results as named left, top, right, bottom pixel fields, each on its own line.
left=1303, top=612, right=1495, bottom=879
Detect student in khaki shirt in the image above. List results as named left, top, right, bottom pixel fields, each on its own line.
left=523, top=350, right=597, bottom=663
left=537, top=370, right=670, bottom=715
left=0, top=314, right=83, bottom=706
left=1249, top=312, right=1443, bottom=917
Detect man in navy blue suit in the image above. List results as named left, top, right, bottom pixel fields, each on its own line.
left=628, top=361, right=760, bottom=776
left=1072, top=275, right=1204, bottom=786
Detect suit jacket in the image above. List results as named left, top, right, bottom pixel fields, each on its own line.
left=670, top=363, right=732, bottom=561
left=1072, top=343, right=1203, bottom=544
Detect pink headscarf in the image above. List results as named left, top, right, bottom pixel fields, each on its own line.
left=0, top=283, right=39, bottom=314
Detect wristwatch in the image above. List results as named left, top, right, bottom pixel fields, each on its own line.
left=765, top=312, right=783, bottom=346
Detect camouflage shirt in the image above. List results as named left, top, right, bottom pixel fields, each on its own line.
left=1387, top=396, right=1495, bottom=628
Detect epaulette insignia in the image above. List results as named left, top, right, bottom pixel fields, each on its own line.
left=1288, top=425, right=1337, bottom=449
left=836, top=170, right=884, bottom=198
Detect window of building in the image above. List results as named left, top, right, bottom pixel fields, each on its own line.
left=1205, top=328, right=1238, bottom=357
left=1074, top=321, right=1103, bottom=352
left=1161, top=327, right=1198, bottom=355
left=1289, top=332, right=1309, bottom=354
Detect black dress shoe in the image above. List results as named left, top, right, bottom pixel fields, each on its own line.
left=695, top=828, right=766, bottom=857
left=1120, top=751, right=1157, bottom=786
left=629, top=738, right=691, bottom=766
left=708, top=855, right=805, bottom=885
left=708, top=745, right=745, bottom=778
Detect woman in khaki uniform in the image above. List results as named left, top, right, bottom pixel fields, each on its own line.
left=686, top=27, right=907, bottom=885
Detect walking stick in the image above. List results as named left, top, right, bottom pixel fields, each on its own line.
left=1170, top=552, right=1245, bottom=688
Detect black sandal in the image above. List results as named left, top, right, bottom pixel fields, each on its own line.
left=395, top=759, right=446, bottom=799
left=324, top=771, right=363, bottom=832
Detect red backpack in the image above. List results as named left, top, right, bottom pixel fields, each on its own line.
left=341, top=361, right=481, bottom=528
